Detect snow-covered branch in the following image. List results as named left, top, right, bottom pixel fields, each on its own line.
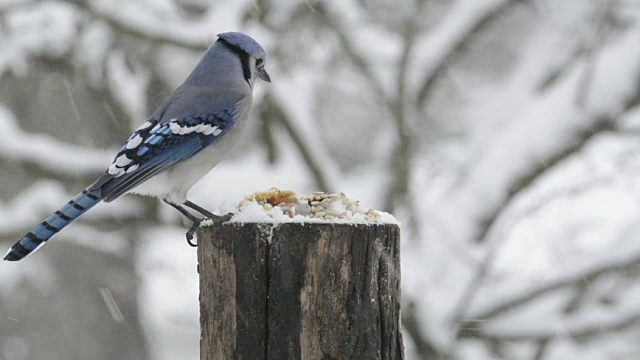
left=467, top=235, right=640, bottom=321
left=269, top=83, right=340, bottom=191
left=315, top=2, right=395, bottom=112
left=426, top=21, right=640, bottom=355
left=413, top=0, right=523, bottom=108
left=0, top=104, right=114, bottom=176
left=80, top=0, right=208, bottom=51
left=479, top=302, right=640, bottom=342
left=0, top=1, right=79, bottom=76
left=444, top=22, right=640, bottom=246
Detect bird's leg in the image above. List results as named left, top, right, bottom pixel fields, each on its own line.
left=163, top=200, right=201, bottom=247
left=182, top=201, right=233, bottom=250
left=184, top=200, right=233, bottom=222
left=183, top=200, right=217, bottom=219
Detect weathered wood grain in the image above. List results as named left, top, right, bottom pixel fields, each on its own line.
left=198, top=222, right=403, bottom=360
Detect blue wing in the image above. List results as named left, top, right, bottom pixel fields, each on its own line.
left=92, top=107, right=237, bottom=202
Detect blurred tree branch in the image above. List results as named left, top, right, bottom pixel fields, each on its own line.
left=415, top=0, right=526, bottom=109
left=383, top=15, right=420, bottom=216
left=78, top=0, right=209, bottom=51
left=448, top=19, right=640, bottom=348
left=448, top=117, right=628, bottom=351
left=313, top=3, right=395, bottom=112
left=314, top=2, right=422, bottom=216
left=477, top=305, right=640, bottom=342
left=402, top=301, right=446, bottom=360
left=464, top=241, right=640, bottom=323
left=259, top=93, right=336, bottom=191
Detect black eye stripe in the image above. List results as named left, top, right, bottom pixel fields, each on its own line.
left=219, top=39, right=252, bottom=84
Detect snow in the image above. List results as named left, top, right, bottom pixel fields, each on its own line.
left=437, top=21, right=640, bottom=245
left=0, top=104, right=114, bottom=175
left=98, top=287, right=125, bottom=323
left=137, top=226, right=199, bottom=360
left=3, top=1, right=640, bottom=359
left=401, top=9, right=640, bottom=356
left=223, top=188, right=398, bottom=224
left=0, top=252, right=57, bottom=296
left=585, top=25, right=640, bottom=115
left=271, top=75, right=342, bottom=191
left=545, top=334, right=640, bottom=360
left=482, top=292, right=640, bottom=340
left=325, top=0, right=401, bottom=97
left=74, top=20, right=113, bottom=87
left=107, top=49, right=149, bottom=129
left=57, top=224, right=130, bottom=257
left=471, top=222, right=640, bottom=319
left=409, top=0, right=514, bottom=96
left=0, top=2, right=79, bottom=77
left=89, top=0, right=256, bottom=50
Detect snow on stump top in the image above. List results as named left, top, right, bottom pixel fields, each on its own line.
left=197, top=189, right=403, bottom=360
left=209, top=187, right=399, bottom=224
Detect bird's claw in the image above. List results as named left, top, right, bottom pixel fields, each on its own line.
left=184, top=212, right=234, bottom=247
left=186, top=219, right=201, bottom=247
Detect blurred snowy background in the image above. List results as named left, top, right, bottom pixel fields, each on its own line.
left=1, top=0, right=640, bottom=359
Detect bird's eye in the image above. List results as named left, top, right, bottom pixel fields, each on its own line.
left=256, top=58, right=264, bottom=68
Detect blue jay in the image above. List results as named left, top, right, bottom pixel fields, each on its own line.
left=4, top=32, right=271, bottom=261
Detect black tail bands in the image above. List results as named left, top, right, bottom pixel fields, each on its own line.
left=4, top=188, right=103, bottom=261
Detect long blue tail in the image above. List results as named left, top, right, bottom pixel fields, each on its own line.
left=4, top=188, right=103, bottom=261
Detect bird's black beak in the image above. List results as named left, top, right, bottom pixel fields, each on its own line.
left=258, top=68, right=271, bottom=83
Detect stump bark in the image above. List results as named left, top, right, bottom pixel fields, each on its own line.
left=198, top=222, right=403, bottom=360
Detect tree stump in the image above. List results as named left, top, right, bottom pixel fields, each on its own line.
left=198, top=222, right=403, bottom=360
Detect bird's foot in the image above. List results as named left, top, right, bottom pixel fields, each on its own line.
left=185, top=212, right=234, bottom=247
left=185, top=219, right=202, bottom=247
left=212, top=212, right=234, bottom=223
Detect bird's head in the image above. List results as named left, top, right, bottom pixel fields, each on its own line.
left=217, top=32, right=271, bottom=87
